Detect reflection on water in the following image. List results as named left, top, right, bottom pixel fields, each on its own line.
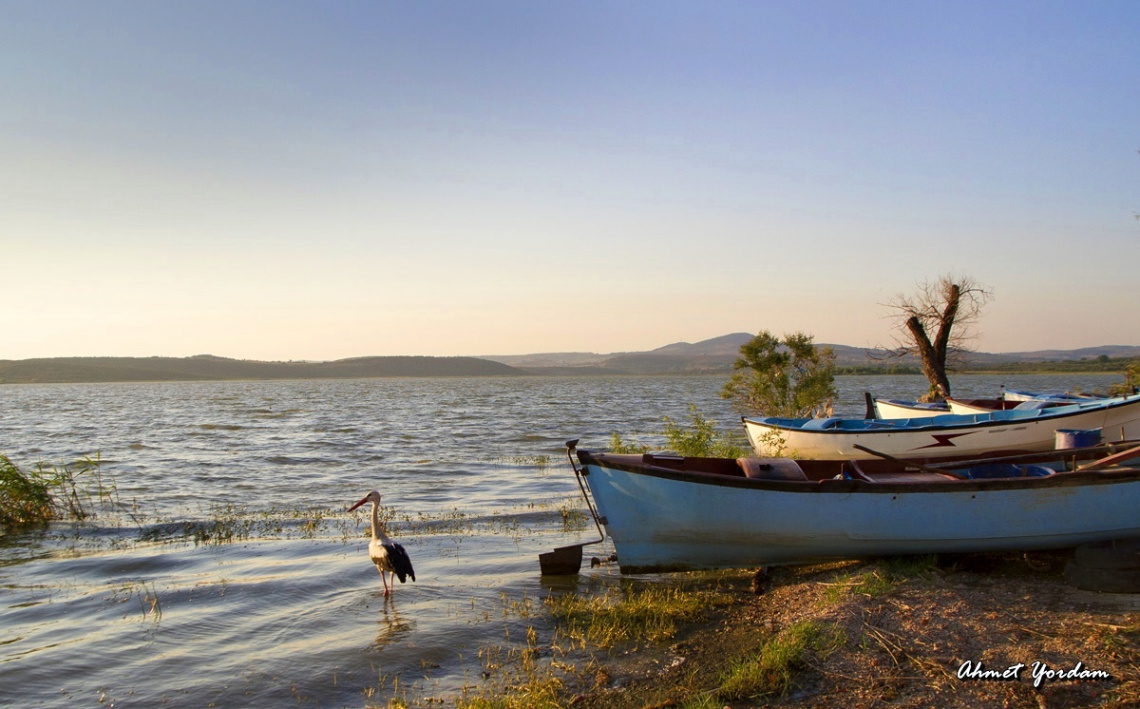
left=0, top=373, right=1124, bottom=706
left=372, top=599, right=415, bottom=648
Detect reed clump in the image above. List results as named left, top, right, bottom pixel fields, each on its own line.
left=0, top=455, right=54, bottom=530
left=0, top=453, right=109, bottom=533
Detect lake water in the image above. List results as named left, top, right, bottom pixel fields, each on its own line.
left=0, top=373, right=1123, bottom=707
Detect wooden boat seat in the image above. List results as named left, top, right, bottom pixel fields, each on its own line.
left=737, top=458, right=808, bottom=481
left=860, top=471, right=965, bottom=483
left=843, top=459, right=961, bottom=483
left=801, top=417, right=842, bottom=430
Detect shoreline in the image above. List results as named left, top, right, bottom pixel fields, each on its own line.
left=466, top=552, right=1140, bottom=708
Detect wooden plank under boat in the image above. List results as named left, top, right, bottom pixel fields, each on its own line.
left=573, top=444, right=1140, bottom=574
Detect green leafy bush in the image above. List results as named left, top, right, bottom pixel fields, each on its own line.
left=721, top=331, right=837, bottom=418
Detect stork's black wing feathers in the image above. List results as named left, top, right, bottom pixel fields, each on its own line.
left=383, top=542, right=416, bottom=583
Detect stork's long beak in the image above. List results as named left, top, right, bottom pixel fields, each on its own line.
left=347, top=497, right=368, bottom=512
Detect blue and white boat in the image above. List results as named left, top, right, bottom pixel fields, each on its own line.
left=744, top=394, right=1140, bottom=461
left=1001, top=388, right=1101, bottom=403
left=571, top=443, right=1140, bottom=572
left=867, top=396, right=950, bottom=420
left=868, top=390, right=1099, bottom=420
left=947, top=388, right=1107, bottom=415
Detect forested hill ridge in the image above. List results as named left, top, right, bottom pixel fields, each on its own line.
left=0, top=355, right=522, bottom=383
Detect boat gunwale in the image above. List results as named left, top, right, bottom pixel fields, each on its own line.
left=742, top=393, right=1140, bottom=435
left=576, top=449, right=1140, bottom=494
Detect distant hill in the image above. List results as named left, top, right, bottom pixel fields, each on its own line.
left=3, top=338, right=1138, bottom=383
left=486, top=336, right=1140, bottom=376
left=0, top=355, right=521, bottom=384
left=488, top=334, right=897, bottom=374
left=649, top=333, right=757, bottom=357
left=998, top=346, right=1140, bottom=362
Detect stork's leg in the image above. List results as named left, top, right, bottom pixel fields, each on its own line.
left=381, top=569, right=391, bottom=596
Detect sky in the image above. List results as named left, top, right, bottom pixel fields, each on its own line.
left=2, top=1, right=1138, bottom=360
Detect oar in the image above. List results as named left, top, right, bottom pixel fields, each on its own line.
left=1074, top=443, right=1140, bottom=472
left=852, top=444, right=969, bottom=480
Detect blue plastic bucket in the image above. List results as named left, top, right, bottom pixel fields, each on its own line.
left=1055, top=428, right=1102, bottom=449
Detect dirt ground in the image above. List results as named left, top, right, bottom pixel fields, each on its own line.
left=568, top=552, right=1140, bottom=709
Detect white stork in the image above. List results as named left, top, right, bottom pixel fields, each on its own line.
left=348, top=490, right=415, bottom=596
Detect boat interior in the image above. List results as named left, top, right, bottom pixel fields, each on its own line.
left=754, top=393, right=1137, bottom=431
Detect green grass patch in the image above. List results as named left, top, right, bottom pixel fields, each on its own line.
left=452, top=675, right=565, bottom=709
left=546, top=582, right=719, bottom=649
left=881, top=553, right=939, bottom=579
left=717, top=620, right=844, bottom=700
left=824, top=555, right=938, bottom=602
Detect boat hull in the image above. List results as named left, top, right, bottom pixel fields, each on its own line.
left=578, top=451, right=1140, bottom=573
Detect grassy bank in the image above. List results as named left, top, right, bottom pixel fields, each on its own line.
left=435, top=553, right=1140, bottom=709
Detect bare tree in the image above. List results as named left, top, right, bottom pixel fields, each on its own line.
left=883, top=275, right=993, bottom=401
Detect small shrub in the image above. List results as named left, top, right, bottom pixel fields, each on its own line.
left=610, top=406, right=748, bottom=458
left=662, top=406, right=749, bottom=458
left=607, top=431, right=650, bottom=454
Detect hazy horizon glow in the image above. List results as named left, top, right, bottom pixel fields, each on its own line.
left=4, top=1, right=1138, bottom=360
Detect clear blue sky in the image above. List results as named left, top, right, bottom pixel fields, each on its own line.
left=3, top=1, right=1137, bottom=360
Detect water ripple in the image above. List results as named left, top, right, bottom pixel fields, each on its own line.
left=0, top=373, right=1123, bottom=707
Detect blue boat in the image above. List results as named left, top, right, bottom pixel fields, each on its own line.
left=571, top=442, right=1140, bottom=573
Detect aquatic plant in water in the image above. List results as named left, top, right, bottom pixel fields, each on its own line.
left=0, top=453, right=110, bottom=533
